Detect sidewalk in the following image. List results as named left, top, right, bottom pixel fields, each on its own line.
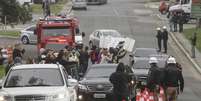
left=146, top=1, right=201, bottom=73
left=0, top=1, right=72, bottom=31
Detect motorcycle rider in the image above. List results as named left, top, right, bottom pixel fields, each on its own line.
left=109, top=63, right=131, bottom=101
left=147, top=57, right=161, bottom=101
left=164, top=57, right=184, bottom=101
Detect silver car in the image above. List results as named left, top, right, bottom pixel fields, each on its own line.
left=89, top=29, right=121, bottom=48
left=72, top=0, right=87, bottom=10
left=0, top=64, right=78, bottom=101
left=20, top=25, right=37, bottom=44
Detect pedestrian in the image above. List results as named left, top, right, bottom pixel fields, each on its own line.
left=156, top=27, right=163, bottom=52
left=147, top=57, right=161, bottom=101
left=90, top=45, right=98, bottom=64
left=109, top=63, right=131, bottom=101
left=172, top=12, right=178, bottom=32
left=162, top=26, right=168, bottom=53
left=79, top=46, right=89, bottom=74
left=178, top=11, right=184, bottom=32
left=12, top=43, right=25, bottom=61
left=164, top=57, right=184, bottom=101
left=168, top=12, right=174, bottom=32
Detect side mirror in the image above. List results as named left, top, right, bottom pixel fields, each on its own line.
left=68, top=78, right=78, bottom=87
left=81, top=32, right=85, bottom=37
left=34, top=29, right=37, bottom=35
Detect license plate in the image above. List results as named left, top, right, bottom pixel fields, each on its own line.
left=93, top=93, right=106, bottom=98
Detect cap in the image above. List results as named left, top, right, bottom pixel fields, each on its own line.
left=167, top=57, right=176, bottom=64
left=149, top=57, right=158, bottom=64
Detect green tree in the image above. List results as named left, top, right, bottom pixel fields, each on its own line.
left=0, top=0, right=32, bottom=25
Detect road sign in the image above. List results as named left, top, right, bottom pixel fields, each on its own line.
left=191, top=0, right=201, bottom=18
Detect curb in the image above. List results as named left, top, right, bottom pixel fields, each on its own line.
left=0, top=35, right=19, bottom=39
left=169, top=32, right=201, bottom=74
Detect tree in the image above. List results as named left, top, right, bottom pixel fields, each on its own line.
left=0, top=0, right=32, bottom=25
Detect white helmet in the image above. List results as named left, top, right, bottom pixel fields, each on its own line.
left=163, top=26, right=167, bottom=29
left=167, top=57, right=176, bottom=64
left=156, top=27, right=161, bottom=31
left=149, top=57, right=158, bottom=64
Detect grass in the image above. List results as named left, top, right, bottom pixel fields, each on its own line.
left=183, top=28, right=201, bottom=52
left=0, top=65, right=5, bottom=78
left=31, top=0, right=68, bottom=15
left=0, top=30, right=20, bottom=37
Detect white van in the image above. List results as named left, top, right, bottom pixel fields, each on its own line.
left=72, top=0, right=87, bottom=10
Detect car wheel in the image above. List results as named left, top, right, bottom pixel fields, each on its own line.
left=21, top=36, right=29, bottom=44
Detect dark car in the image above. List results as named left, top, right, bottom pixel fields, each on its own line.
left=132, top=54, right=169, bottom=86
left=129, top=48, right=159, bottom=67
left=78, top=64, right=136, bottom=101
left=86, top=0, right=107, bottom=5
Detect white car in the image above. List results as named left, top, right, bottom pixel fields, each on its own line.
left=20, top=25, right=37, bottom=44
left=89, top=29, right=121, bottom=47
left=0, top=64, right=78, bottom=101
left=72, top=0, right=87, bottom=10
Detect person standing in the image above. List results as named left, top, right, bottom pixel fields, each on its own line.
left=147, top=57, right=161, bottom=101
left=156, top=27, right=163, bottom=52
left=172, top=12, right=178, bottom=32
left=178, top=11, right=184, bottom=32
left=162, top=26, right=168, bottom=53
left=164, top=57, right=184, bottom=101
left=12, top=43, right=25, bottom=61
left=109, top=63, right=131, bottom=101
left=79, top=46, right=89, bottom=74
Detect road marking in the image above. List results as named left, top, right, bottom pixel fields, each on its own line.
left=112, top=7, right=119, bottom=16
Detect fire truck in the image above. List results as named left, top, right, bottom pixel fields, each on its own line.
left=35, top=16, right=84, bottom=53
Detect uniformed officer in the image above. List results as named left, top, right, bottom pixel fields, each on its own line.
left=162, top=26, right=168, bottom=53
left=156, top=27, right=163, bottom=52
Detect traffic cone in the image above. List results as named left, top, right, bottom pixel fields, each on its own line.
left=149, top=92, right=154, bottom=101
left=158, top=86, right=165, bottom=101
left=143, top=88, right=149, bottom=101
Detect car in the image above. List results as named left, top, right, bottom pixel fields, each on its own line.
left=129, top=48, right=159, bottom=67
left=132, top=54, right=169, bottom=86
left=20, top=25, right=37, bottom=44
left=89, top=29, right=121, bottom=48
left=72, top=0, right=87, bottom=10
left=0, top=64, right=78, bottom=101
left=77, top=64, right=136, bottom=101
left=86, top=0, right=107, bottom=5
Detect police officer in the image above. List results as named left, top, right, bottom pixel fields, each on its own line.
left=147, top=57, right=161, bottom=101
left=164, top=57, right=184, bottom=101
left=178, top=11, right=184, bottom=32
left=109, top=63, right=131, bottom=101
left=156, top=27, right=163, bottom=52
left=162, top=26, right=168, bottom=53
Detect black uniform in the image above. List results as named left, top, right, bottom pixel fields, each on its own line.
left=162, top=30, right=168, bottom=53
left=178, top=12, right=185, bottom=32
left=79, top=50, right=89, bottom=74
left=164, top=64, right=184, bottom=93
left=147, top=64, right=161, bottom=91
left=110, top=63, right=131, bottom=101
left=172, top=13, right=178, bottom=32
left=156, top=30, right=163, bottom=52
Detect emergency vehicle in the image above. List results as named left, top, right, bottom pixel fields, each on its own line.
left=35, top=16, right=83, bottom=53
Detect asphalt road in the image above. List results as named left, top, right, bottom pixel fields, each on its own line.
left=0, top=0, right=201, bottom=100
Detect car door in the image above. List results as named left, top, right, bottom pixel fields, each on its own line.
left=26, top=26, right=37, bottom=43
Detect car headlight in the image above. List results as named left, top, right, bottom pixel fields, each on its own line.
left=78, top=84, right=87, bottom=90
left=53, top=93, right=67, bottom=99
left=0, top=95, right=11, bottom=101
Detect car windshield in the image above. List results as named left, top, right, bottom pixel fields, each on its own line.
left=4, top=68, right=64, bottom=88
left=85, top=66, right=116, bottom=78
left=42, top=27, right=70, bottom=37
left=102, top=31, right=121, bottom=37
left=134, top=49, right=157, bottom=57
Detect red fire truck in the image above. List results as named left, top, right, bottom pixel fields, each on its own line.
left=35, top=16, right=83, bottom=53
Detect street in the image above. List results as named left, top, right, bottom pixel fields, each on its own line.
left=0, top=0, right=201, bottom=100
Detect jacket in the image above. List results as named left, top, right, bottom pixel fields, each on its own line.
left=164, top=64, right=184, bottom=91
left=162, top=30, right=168, bottom=40
left=147, top=65, right=161, bottom=88
left=156, top=31, right=163, bottom=40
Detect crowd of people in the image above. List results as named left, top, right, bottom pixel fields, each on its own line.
left=167, top=11, right=185, bottom=33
